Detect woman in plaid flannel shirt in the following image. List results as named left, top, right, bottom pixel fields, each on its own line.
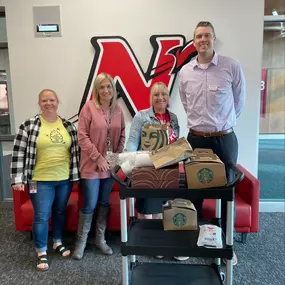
left=11, top=89, right=80, bottom=271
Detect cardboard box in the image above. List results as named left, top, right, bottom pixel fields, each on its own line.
left=141, top=124, right=169, bottom=151
left=163, top=199, right=197, bottom=231
left=149, top=137, right=193, bottom=169
left=184, top=149, right=227, bottom=189
left=132, top=164, right=179, bottom=188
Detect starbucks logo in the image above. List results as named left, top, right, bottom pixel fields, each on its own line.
left=197, top=168, right=214, bottom=184
left=173, top=213, right=187, bottom=227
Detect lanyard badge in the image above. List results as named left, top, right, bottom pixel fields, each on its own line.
left=29, top=181, right=37, bottom=194
left=102, top=108, right=112, bottom=153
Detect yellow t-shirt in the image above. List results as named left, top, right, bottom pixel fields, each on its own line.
left=32, top=115, right=72, bottom=181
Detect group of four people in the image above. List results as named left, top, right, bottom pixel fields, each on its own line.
left=10, top=21, right=245, bottom=271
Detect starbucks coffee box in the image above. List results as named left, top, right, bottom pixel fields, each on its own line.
left=184, top=148, right=227, bottom=189
left=132, top=164, right=179, bottom=189
left=163, top=199, right=197, bottom=231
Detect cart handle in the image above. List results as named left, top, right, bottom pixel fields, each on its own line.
left=225, top=161, right=244, bottom=188
left=111, top=165, right=129, bottom=188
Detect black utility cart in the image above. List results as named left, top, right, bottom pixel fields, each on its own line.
left=112, top=162, right=244, bottom=285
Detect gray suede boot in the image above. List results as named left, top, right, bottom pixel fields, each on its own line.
left=72, top=211, right=93, bottom=260
left=95, top=206, right=113, bottom=255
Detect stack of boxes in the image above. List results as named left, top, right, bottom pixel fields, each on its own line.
left=131, top=136, right=227, bottom=231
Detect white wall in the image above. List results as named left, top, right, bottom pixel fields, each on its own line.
left=2, top=0, right=264, bottom=176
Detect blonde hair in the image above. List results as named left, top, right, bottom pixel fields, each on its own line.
left=93, top=73, right=117, bottom=111
left=38, top=89, right=59, bottom=103
left=150, top=82, right=169, bottom=106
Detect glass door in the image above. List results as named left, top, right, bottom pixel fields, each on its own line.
left=258, top=9, right=285, bottom=210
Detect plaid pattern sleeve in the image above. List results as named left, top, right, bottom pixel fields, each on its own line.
left=62, top=118, right=80, bottom=181
left=10, top=124, right=29, bottom=185
left=10, top=116, right=40, bottom=185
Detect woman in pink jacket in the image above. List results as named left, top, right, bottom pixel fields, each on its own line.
left=73, top=73, right=125, bottom=259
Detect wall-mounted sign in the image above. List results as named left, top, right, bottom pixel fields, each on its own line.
left=77, top=35, right=197, bottom=120
left=260, top=68, right=267, bottom=118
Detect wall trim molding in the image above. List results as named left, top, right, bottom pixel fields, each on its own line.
left=259, top=201, right=285, bottom=212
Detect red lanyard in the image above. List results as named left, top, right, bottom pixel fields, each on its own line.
left=101, top=108, right=112, bottom=152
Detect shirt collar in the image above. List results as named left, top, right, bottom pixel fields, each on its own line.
left=148, top=107, right=169, bottom=118
left=191, top=52, right=218, bottom=68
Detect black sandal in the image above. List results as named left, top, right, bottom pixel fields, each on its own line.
left=37, top=255, right=49, bottom=271
left=54, top=245, right=71, bottom=258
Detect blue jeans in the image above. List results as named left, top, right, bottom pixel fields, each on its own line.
left=28, top=180, right=72, bottom=253
left=80, top=177, right=114, bottom=214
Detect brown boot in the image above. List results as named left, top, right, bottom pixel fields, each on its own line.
left=95, top=205, right=113, bottom=255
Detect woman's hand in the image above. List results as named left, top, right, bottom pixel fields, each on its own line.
left=97, top=159, right=110, bottom=172
left=12, top=184, right=25, bottom=191
left=106, top=152, right=119, bottom=169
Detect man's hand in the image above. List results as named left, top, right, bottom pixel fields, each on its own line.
left=12, top=184, right=25, bottom=191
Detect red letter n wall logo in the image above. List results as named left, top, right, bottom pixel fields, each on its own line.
left=76, top=35, right=197, bottom=119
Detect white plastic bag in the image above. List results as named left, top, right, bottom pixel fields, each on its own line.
left=197, top=224, right=223, bottom=248
left=106, top=151, right=153, bottom=177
